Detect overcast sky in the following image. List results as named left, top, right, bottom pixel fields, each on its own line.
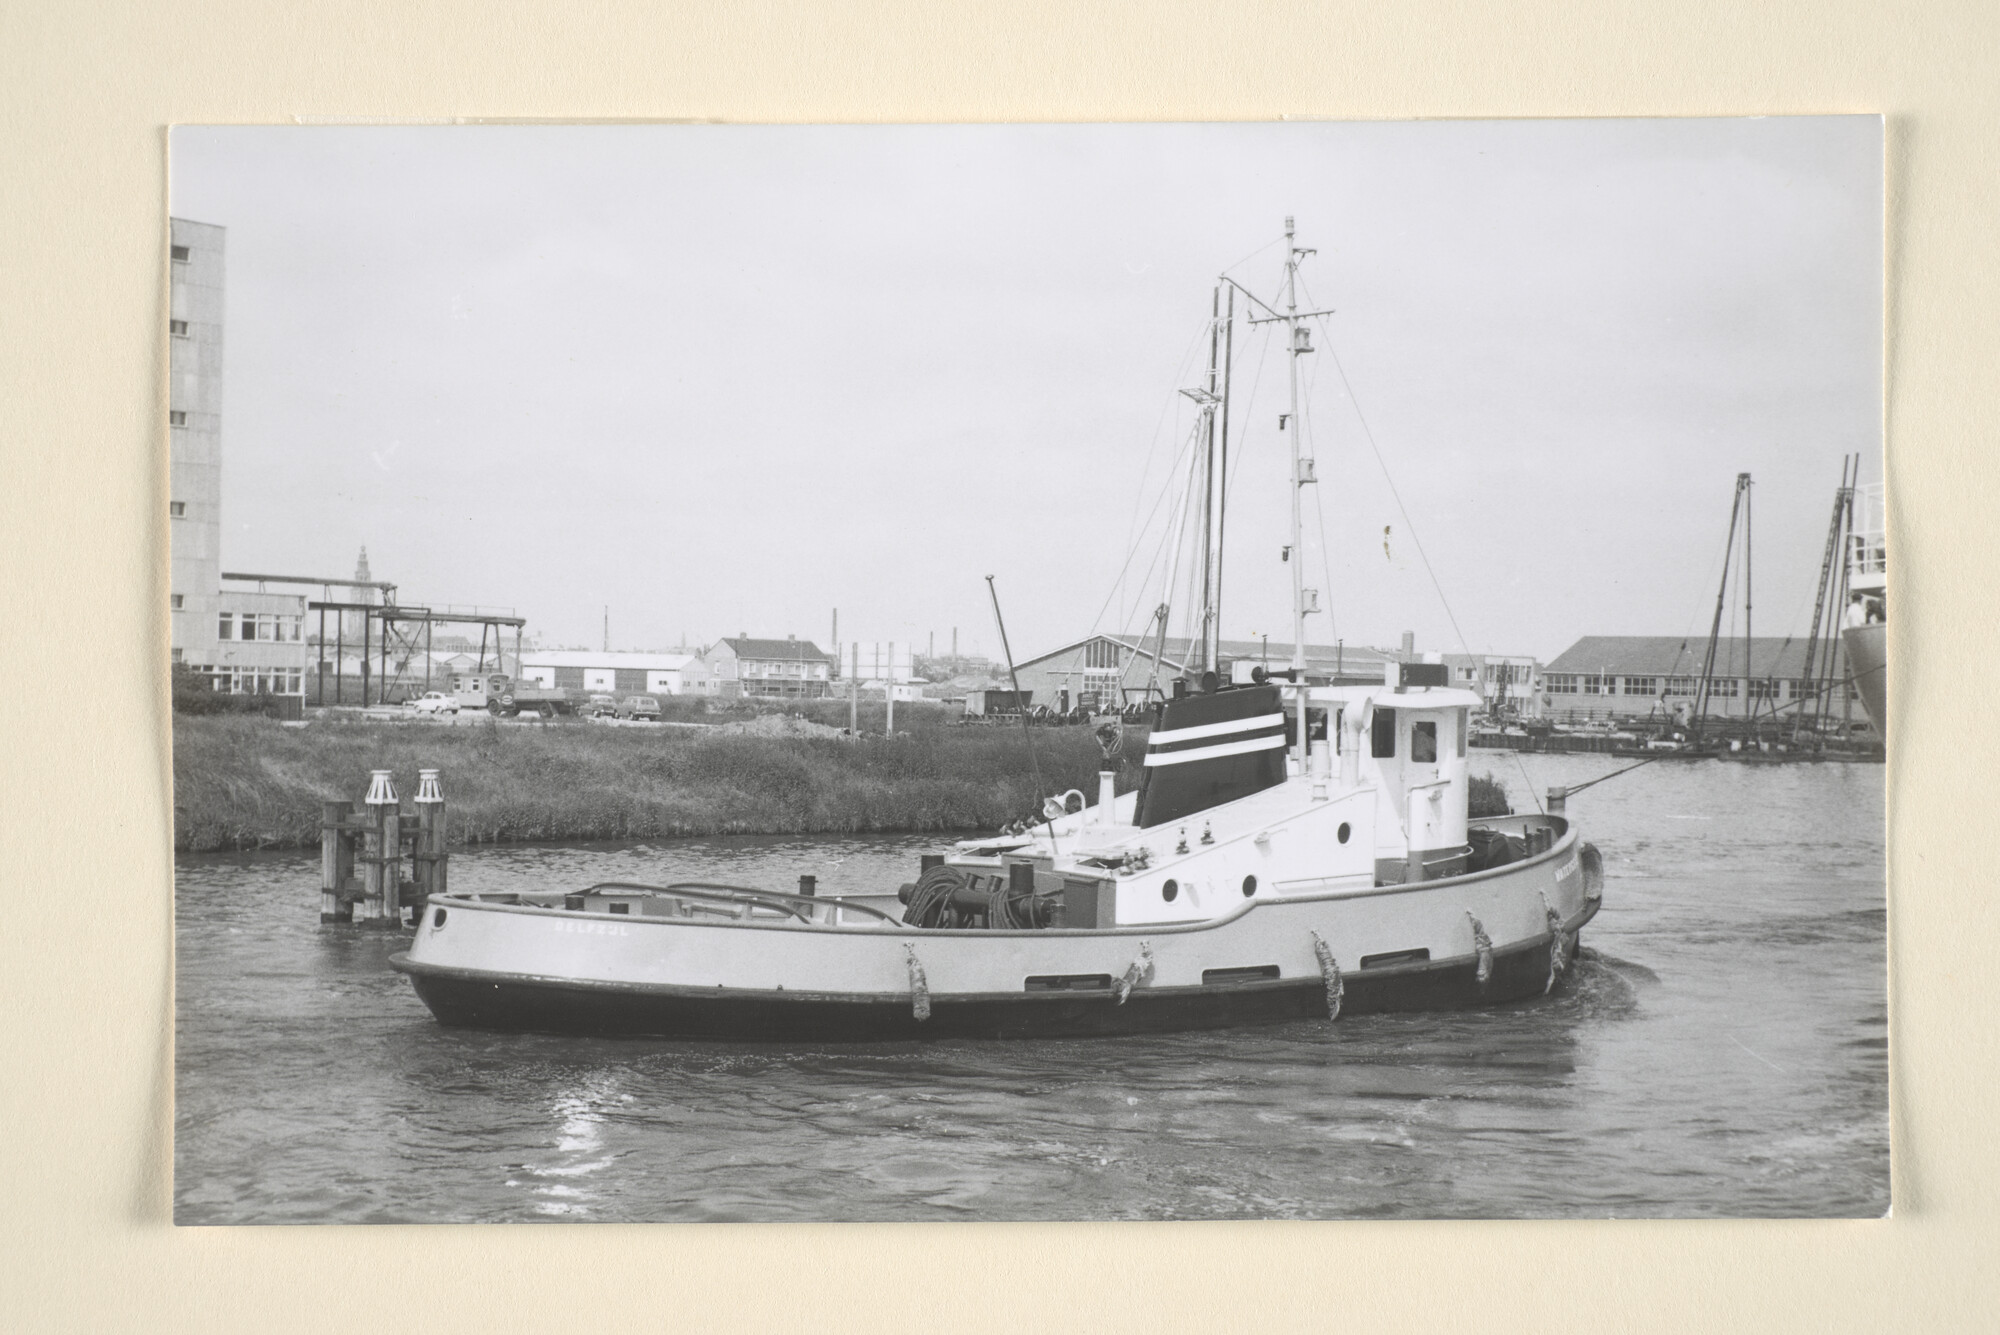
left=169, top=119, right=1880, bottom=662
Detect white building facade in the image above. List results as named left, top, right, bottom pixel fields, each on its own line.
left=520, top=651, right=701, bottom=696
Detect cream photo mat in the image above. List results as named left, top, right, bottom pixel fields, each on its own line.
left=0, top=2, right=1981, bottom=1330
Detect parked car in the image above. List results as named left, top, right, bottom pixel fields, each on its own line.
left=404, top=691, right=460, bottom=715
left=618, top=695, right=662, bottom=722
left=581, top=693, right=620, bottom=718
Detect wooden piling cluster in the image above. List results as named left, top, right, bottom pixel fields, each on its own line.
left=319, top=768, right=449, bottom=927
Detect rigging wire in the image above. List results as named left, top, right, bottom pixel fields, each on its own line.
left=1217, top=234, right=1287, bottom=283
left=1085, top=417, right=1203, bottom=644
left=1115, top=320, right=1220, bottom=627
left=1301, top=274, right=1542, bottom=811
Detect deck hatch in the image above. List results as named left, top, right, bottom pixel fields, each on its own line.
left=1024, top=973, right=1115, bottom=992
left=1201, top=965, right=1281, bottom=985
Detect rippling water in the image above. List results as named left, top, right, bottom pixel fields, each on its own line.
left=174, top=753, right=1886, bottom=1222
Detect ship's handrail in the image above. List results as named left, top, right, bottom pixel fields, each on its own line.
left=580, top=880, right=907, bottom=927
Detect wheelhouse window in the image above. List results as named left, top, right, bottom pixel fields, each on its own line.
left=169, top=319, right=188, bottom=336
left=169, top=500, right=186, bottom=516
left=1411, top=720, right=1438, bottom=764
left=171, top=245, right=190, bottom=261
left=169, top=410, right=186, bottom=426
left=1371, top=707, right=1397, bottom=758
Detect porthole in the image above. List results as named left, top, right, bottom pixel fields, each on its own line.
left=1242, top=875, right=1258, bottom=897
left=1337, top=822, right=1351, bottom=844
left=1162, top=879, right=1179, bottom=903
left=432, top=908, right=447, bottom=929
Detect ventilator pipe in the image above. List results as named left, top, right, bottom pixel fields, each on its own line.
left=1097, top=771, right=1117, bottom=827
left=1340, top=705, right=1365, bottom=789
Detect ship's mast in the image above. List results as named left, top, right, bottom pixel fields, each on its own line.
left=1199, top=287, right=1220, bottom=677
left=1213, top=284, right=1234, bottom=678
left=1693, top=472, right=1752, bottom=742
left=1221, top=219, right=1330, bottom=770
left=1283, top=217, right=1317, bottom=769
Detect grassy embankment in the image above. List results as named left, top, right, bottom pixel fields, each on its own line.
left=173, top=698, right=1513, bottom=852
left=173, top=703, right=1145, bottom=852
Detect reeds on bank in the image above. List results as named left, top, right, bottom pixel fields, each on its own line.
left=173, top=703, right=1514, bottom=853
left=172, top=709, right=1144, bottom=852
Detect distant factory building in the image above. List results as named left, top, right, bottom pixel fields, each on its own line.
left=170, top=218, right=309, bottom=705
left=1542, top=636, right=1858, bottom=721
left=1010, top=635, right=1395, bottom=714
left=520, top=651, right=703, bottom=696
left=1440, top=653, right=1544, bottom=719
left=704, top=636, right=833, bottom=699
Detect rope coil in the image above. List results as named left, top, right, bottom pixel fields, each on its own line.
left=1466, top=912, right=1494, bottom=987
left=904, top=943, right=930, bottom=1022
left=1310, top=930, right=1343, bottom=1021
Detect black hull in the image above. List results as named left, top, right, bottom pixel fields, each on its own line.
left=395, top=928, right=1582, bottom=1042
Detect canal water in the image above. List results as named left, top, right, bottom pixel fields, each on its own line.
left=174, top=754, right=1887, bottom=1223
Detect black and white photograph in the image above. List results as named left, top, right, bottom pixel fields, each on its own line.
left=168, top=118, right=1886, bottom=1224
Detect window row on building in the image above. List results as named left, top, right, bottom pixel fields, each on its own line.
left=187, top=666, right=305, bottom=696
left=742, top=660, right=824, bottom=678
left=1545, top=673, right=1818, bottom=700
left=218, top=612, right=303, bottom=643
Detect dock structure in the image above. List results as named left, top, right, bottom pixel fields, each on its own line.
left=319, top=768, right=450, bottom=926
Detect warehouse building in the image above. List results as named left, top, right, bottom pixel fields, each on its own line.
left=1542, top=636, right=1857, bottom=722
left=520, top=650, right=704, bottom=696
left=1009, top=634, right=1395, bottom=714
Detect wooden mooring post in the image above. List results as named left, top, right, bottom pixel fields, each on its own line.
left=320, top=768, right=450, bottom=928
left=319, top=800, right=356, bottom=923
left=360, top=770, right=399, bottom=926
left=412, top=768, right=448, bottom=917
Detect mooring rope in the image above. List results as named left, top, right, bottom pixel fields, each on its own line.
left=904, top=943, right=931, bottom=1022
left=1114, top=942, right=1155, bottom=1005
left=1466, top=912, right=1494, bottom=987
left=1310, top=930, right=1344, bottom=1021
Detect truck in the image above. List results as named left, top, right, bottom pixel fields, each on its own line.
left=475, top=674, right=578, bottom=719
